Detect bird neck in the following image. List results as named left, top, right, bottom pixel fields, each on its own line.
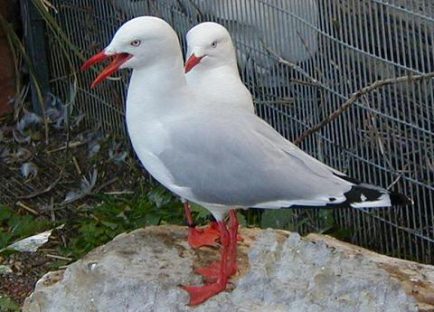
left=216, top=56, right=238, bottom=73
left=129, top=57, right=187, bottom=95
left=189, top=63, right=241, bottom=86
left=125, top=56, right=188, bottom=126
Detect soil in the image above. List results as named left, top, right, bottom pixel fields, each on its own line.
left=0, top=109, right=147, bottom=306
left=0, top=253, right=54, bottom=305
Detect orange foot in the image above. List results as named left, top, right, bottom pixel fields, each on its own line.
left=195, top=261, right=220, bottom=283
left=182, top=281, right=227, bottom=306
left=188, top=222, right=220, bottom=249
left=196, top=261, right=237, bottom=284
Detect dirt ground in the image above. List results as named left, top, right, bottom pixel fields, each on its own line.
left=0, top=106, right=154, bottom=307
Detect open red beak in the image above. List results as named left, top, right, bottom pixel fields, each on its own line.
left=81, top=51, right=132, bottom=88
left=185, top=54, right=204, bottom=73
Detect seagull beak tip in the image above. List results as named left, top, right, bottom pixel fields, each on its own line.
left=185, top=54, right=204, bottom=73
left=83, top=52, right=132, bottom=88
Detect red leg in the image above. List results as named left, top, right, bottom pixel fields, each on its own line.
left=182, top=220, right=230, bottom=305
left=184, top=201, right=220, bottom=248
left=183, top=201, right=194, bottom=226
left=227, top=210, right=239, bottom=276
left=195, top=210, right=239, bottom=283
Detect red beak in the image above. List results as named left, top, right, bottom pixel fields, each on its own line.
left=185, top=54, right=204, bottom=73
left=81, top=51, right=132, bottom=88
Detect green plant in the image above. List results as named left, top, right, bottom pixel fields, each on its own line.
left=0, top=294, right=20, bottom=312
left=259, top=208, right=340, bottom=235
left=60, top=186, right=186, bottom=259
left=0, top=182, right=188, bottom=260
left=0, top=206, right=52, bottom=250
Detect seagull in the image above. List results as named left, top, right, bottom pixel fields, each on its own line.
left=183, top=22, right=255, bottom=249
left=82, top=16, right=411, bottom=306
left=185, top=22, right=254, bottom=113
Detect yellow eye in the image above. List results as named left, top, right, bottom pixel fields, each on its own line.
left=130, top=40, right=141, bottom=47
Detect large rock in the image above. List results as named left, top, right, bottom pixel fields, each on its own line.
left=23, top=226, right=434, bottom=312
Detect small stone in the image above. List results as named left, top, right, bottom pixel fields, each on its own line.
left=87, top=262, right=97, bottom=271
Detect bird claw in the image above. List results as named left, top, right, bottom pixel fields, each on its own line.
left=188, top=222, right=220, bottom=249
left=195, top=261, right=220, bottom=283
left=181, top=282, right=227, bottom=306
left=196, top=261, right=237, bottom=284
left=183, top=215, right=239, bottom=305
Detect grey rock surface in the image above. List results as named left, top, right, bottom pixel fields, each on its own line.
left=23, top=226, right=423, bottom=312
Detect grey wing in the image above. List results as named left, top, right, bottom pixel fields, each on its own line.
left=159, top=112, right=353, bottom=208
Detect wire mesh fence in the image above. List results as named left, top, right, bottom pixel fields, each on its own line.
left=35, top=0, right=434, bottom=264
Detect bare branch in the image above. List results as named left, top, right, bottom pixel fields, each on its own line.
left=294, top=72, right=434, bottom=145
left=264, top=45, right=321, bottom=86
left=17, top=170, right=64, bottom=200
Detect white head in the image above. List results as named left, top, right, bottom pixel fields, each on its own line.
left=82, top=16, right=182, bottom=87
left=185, top=22, right=238, bottom=74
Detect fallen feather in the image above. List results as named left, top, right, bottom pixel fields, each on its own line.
left=46, top=93, right=67, bottom=129
left=2, top=224, right=64, bottom=253
left=86, top=131, right=104, bottom=158
left=20, top=162, right=39, bottom=179
left=3, top=147, right=32, bottom=164
left=62, top=169, right=98, bottom=204
left=109, top=141, right=128, bottom=164
left=16, top=111, right=42, bottom=133
left=0, top=265, right=12, bottom=275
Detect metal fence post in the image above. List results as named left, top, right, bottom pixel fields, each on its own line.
left=19, top=0, right=49, bottom=115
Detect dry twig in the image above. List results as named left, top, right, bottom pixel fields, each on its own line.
left=94, top=177, right=119, bottom=193
left=294, top=72, right=434, bottom=145
left=46, top=254, right=72, bottom=261
left=264, top=45, right=321, bottom=86
left=17, top=170, right=64, bottom=200
left=47, top=141, right=86, bottom=154
left=16, top=201, right=39, bottom=215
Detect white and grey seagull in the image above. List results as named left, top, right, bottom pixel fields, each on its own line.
left=82, top=16, right=411, bottom=306
left=182, top=22, right=255, bottom=249
left=185, top=22, right=254, bottom=113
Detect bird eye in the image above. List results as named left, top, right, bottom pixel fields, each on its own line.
left=211, top=41, right=218, bottom=48
left=130, top=40, right=141, bottom=47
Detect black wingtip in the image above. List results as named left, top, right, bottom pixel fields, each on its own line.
left=389, top=191, right=413, bottom=206
left=333, top=173, right=413, bottom=207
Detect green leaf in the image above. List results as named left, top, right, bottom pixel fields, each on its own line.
left=316, top=209, right=336, bottom=233
left=0, top=206, right=52, bottom=250
left=0, top=233, right=13, bottom=249
left=0, top=206, right=12, bottom=222
left=190, top=203, right=211, bottom=220
left=100, top=221, right=118, bottom=230
left=236, top=212, right=247, bottom=227
left=0, top=295, right=20, bottom=312
left=260, top=210, right=295, bottom=230
left=145, top=214, right=161, bottom=226
left=147, top=186, right=173, bottom=208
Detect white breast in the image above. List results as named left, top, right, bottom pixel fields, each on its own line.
left=126, top=99, right=196, bottom=201
left=186, top=67, right=254, bottom=113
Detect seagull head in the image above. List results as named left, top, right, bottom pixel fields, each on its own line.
left=82, top=16, right=180, bottom=88
left=185, top=22, right=237, bottom=74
